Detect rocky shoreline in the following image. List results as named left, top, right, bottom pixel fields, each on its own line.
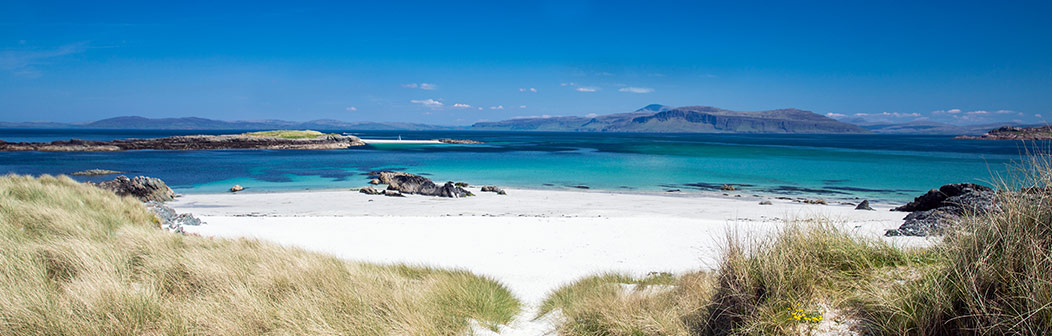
left=955, top=125, right=1052, bottom=140
left=0, top=133, right=365, bottom=151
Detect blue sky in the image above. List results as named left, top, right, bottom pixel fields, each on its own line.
left=1, top=0, right=1050, bottom=126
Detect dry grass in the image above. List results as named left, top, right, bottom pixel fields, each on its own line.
left=0, top=174, right=519, bottom=335
left=242, top=130, right=333, bottom=139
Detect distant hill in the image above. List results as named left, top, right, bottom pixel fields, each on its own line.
left=472, top=105, right=868, bottom=133
left=0, top=116, right=457, bottom=131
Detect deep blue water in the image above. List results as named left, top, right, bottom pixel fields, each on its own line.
left=0, top=129, right=1043, bottom=202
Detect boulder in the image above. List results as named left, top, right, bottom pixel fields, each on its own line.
left=481, top=185, right=507, bottom=195
left=886, top=183, right=998, bottom=236
left=759, top=200, right=773, bottom=205
left=382, top=189, right=405, bottom=197
left=95, top=175, right=175, bottom=202
left=454, top=182, right=469, bottom=187
left=145, top=201, right=204, bottom=233
left=359, top=186, right=381, bottom=195
left=855, top=200, right=874, bottom=211
left=803, top=199, right=827, bottom=205
left=230, top=185, right=244, bottom=192
left=369, top=178, right=381, bottom=185
left=720, top=184, right=736, bottom=191
left=376, top=171, right=471, bottom=198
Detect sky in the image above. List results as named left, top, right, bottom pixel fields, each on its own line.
left=1, top=0, right=1050, bottom=126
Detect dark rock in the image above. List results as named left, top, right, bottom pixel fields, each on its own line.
left=377, top=171, right=471, bottom=198
left=95, top=175, right=175, bottom=202
left=230, top=185, right=244, bottom=192
left=759, top=200, right=773, bottom=205
left=802, top=199, right=827, bottom=205
left=855, top=200, right=874, bottom=211
left=455, top=182, right=469, bottom=187
left=481, top=185, right=507, bottom=195
left=436, top=138, right=486, bottom=144
left=666, top=189, right=681, bottom=192
left=382, top=189, right=405, bottom=197
left=71, top=169, right=123, bottom=176
left=893, top=183, right=993, bottom=212
left=359, top=186, right=381, bottom=195
left=573, top=185, right=590, bottom=189
left=720, top=184, right=736, bottom=191
left=886, top=183, right=998, bottom=236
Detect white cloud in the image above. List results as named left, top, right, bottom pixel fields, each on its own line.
left=576, top=87, right=598, bottom=92
left=402, top=83, right=437, bottom=90
left=452, top=103, right=472, bottom=108
left=477, top=107, right=483, bottom=110
left=519, top=105, right=527, bottom=109
left=345, top=106, right=357, bottom=111
left=995, top=109, right=1015, bottom=114
left=560, top=82, right=576, bottom=86
left=489, top=105, right=504, bottom=110
left=854, top=113, right=870, bottom=116
left=618, top=87, right=654, bottom=94
left=410, top=99, right=443, bottom=108
left=967, top=110, right=989, bottom=115
left=880, top=112, right=921, bottom=118
left=585, top=113, right=598, bottom=118
left=1036, top=114, right=1044, bottom=118
left=826, top=113, right=845, bottom=117
left=519, top=88, right=538, bottom=93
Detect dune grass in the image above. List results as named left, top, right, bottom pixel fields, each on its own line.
left=543, top=154, right=1052, bottom=335
left=0, top=174, right=519, bottom=335
left=242, top=130, right=335, bottom=139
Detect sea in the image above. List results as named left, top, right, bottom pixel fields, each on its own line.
left=0, top=129, right=1044, bottom=203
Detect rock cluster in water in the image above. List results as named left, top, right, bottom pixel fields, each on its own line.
left=145, top=201, right=204, bottom=233
left=886, top=183, right=997, bottom=236
left=954, top=125, right=1052, bottom=140
left=71, top=169, right=123, bottom=176
left=0, top=133, right=364, bottom=152
left=93, top=175, right=175, bottom=202
left=372, top=171, right=472, bottom=198
left=436, top=138, right=486, bottom=144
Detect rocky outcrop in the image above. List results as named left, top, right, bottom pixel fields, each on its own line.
left=855, top=200, right=874, bottom=211
left=145, top=201, right=204, bottom=233
left=359, top=186, right=381, bottom=195
left=481, top=185, right=507, bottom=195
left=230, top=185, right=244, bottom=192
left=375, top=171, right=471, bottom=198
left=436, top=138, right=486, bottom=144
left=71, top=169, right=123, bottom=176
left=0, top=133, right=364, bottom=152
left=886, top=183, right=997, bottom=236
left=95, top=175, right=175, bottom=202
left=955, top=125, right=1052, bottom=140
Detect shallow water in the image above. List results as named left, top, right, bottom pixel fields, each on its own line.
left=0, top=129, right=1041, bottom=202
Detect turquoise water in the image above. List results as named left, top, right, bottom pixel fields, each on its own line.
left=0, top=129, right=1040, bottom=202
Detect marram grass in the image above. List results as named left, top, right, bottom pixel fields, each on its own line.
left=0, top=174, right=519, bottom=335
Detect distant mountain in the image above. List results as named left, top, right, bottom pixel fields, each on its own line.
left=472, top=105, right=868, bottom=133
left=860, top=121, right=1030, bottom=135
left=7, top=116, right=458, bottom=131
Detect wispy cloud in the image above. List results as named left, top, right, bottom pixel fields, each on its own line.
left=402, top=83, right=437, bottom=90
left=513, top=115, right=553, bottom=119
left=345, top=106, right=358, bottom=111
left=560, top=82, right=576, bottom=86
left=585, top=113, right=598, bottom=118
left=519, top=105, right=527, bottom=109
left=1036, top=114, right=1043, bottom=118
left=618, top=87, right=654, bottom=94
left=519, top=87, right=537, bottom=93
left=826, top=113, right=845, bottom=117
left=410, top=98, right=443, bottom=108
left=576, top=87, right=598, bottom=92
left=0, top=41, right=90, bottom=77
left=452, top=103, right=473, bottom=108
left=994, top=109, right=1015, bottom=114
left=489, top=105, right=504, bottom=110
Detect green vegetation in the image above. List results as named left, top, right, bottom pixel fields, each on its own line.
left=543, top=155, right=1052, bottom=335
left=0, top=174, right=519, bottom=335
left=242, top=130, right=336, bottom=139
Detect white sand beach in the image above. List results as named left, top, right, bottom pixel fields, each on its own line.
left=170, top=188, right=929, bottom=334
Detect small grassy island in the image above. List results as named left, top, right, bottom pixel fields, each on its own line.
left=0, top=130, right=364, bottom=151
